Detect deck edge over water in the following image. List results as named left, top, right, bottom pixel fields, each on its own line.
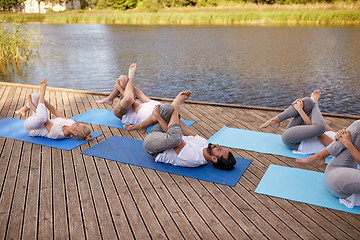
left=1, top=81, right=359, bottom=120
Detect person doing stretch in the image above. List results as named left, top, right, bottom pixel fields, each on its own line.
left=260, top=90, right=335, bottom=155
left=297, top=121, right=360, bottom=208
left=15, top=79, right=92, bottom=140
left=142, top=90, right=236, bottom=170
left=96, top=63, right=160, bottom=125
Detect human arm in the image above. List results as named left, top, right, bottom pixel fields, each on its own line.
left=328, top=120, right=360, bottom=157
left=152, top=105, right=168, bottom=132
left=293, top=99, right=312, bottom=125
left=44, top=100, right=67, bottom=119
left=336, top=128, right=360, bottom=165
left=134, top=87, right=151, bottom=103
left=178, top=118, right=196, bottom=136
left=27, top=94, right=37, bottom=112
left=174, top=140, right=186, bottom=154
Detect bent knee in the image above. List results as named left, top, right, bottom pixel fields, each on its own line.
left=159, top=104, right=174, bottom=122
left=314, top=121, right=327, bottom=136
left=167, top=124, right=183, bottom=147
left=121, top=95, right=134, bottom=105
left=167, top=134, right=182, bottom=148
left=118, top=75, right=128, bottom=88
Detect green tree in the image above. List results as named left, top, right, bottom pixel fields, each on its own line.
left=0, top=0, right=25, bottom=10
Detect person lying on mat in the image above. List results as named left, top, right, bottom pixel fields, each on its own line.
left=96, top=63, right=161, bottom=125
left=260, top=90, right=335, bottom=155
left=297, top=121, right=360, bottom=208
left=141, top=90, right=236, bottom=170
left=15, top=79, right=92, bottom=140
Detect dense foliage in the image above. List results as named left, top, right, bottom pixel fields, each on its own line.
left=0, top=0, right=24, bottom=10
left=90, top=0, right=359, bottom=10
left=1, top=0, right=358, bottom=11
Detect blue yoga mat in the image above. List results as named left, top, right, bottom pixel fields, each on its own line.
left=0, top=118, right=103, bottom=150
left=255, top=164, right=360, bottom=215
left=71, top=108, right=195, bottom=133
left=81, top=136, right=252, bottom=186
left=208, top=126, right=332, bottom=161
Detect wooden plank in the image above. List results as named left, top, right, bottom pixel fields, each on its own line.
left=143, top=168, right=201, bottom=240
left=131, top=166, right=185, bottom=239
left=60, top=91, right=86, bottom=240
left=5, top=142, right=32, bottom=240
left=65, top=92, right=102, bottom=239
left=0, top=139, right=15, bottom=199
left=156, top=171, right=218, bottom=239
left=81, top=92, right=134, bottom=239
left=52, top=90, right=69, bottom=240
left=37, top=89, right=54, bottom=239
left=1, top=85, right=20, bottom=118
left=22, top=143, right=41, bottom=239
left=88, top=94, right=151, bottom=239
left=72, top=92, right=119, bottom=239
left=188, top=179, right=256, bottom=239
left=0, top=85, right=12, bottom=118
left=120, top=164, right=167, bottom=239
left=108, top=162, right=151, bottom=239
left=0, top=140, right=23, bottom=239
left=0, top=85, right=25, bottom=238
left=38, top=145, right=53, bottom=239
left=198, top=181, right=267, bottom=239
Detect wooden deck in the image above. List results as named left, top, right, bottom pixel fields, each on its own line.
left=0, top=82, right=359, bottom=240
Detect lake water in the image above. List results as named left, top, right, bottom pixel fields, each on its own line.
left=1, top=24, right=360, bottom=115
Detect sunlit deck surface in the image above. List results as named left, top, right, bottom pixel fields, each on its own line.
left=0, top=82, right=359, bottom=240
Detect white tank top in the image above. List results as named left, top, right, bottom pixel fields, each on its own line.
left=29, top=118, right=75, bottom=139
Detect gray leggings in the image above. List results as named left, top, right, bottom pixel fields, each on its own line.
left=325, top=120, right=360, bottom=198
left=143, top=104, right=183, bottom=157
left=278, top=97, right=327, bottom=150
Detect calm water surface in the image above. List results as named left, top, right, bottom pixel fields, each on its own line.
left=1, top=24, right=360, bottom=115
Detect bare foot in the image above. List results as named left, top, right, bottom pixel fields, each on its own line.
left=260, top=116, right=280, bottom=129
left=15, top=106, right=29, bottom=117
left=310, top=90, right=321, bottom=103
left=39, top=79, right=47, bottom=93
left=172, top=91, right=192, bottom=107
left=96, top=97, right=113, bottom=105
left=124, top=123, right=147, bottom=134
left=296, top=154, right=325, bottom=166
left=128, top=63, right=137, bottom=80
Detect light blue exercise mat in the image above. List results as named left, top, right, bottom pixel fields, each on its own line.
left=255, top=164, right=360, bottom=215
left=81, top=136, right=252, bottom=186
left=71, top=108, right=195, bottom=133
left=208, top=126, right=332, bottom=161
left=0, top=118, right=103, bottom=150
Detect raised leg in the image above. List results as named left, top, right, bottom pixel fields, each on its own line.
left=143, top=91, right=191, bottom=156
left=119, top=63, right=137, bottom=110
left=281, top=102, right=326, bottom=150
left=24, top=79, right=49, bottom=132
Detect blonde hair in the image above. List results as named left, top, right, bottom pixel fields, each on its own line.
left=113, top=101, right=127, bottom=120
left=75, top=124, right=92, bottom=140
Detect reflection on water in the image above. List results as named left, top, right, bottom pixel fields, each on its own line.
left=1, top=24, right=359, bottom=115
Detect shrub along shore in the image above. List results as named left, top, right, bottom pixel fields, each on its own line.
left=1, top=3, right=360, bottom=25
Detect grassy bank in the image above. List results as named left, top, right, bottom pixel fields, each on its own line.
left=1, top=3, right=360, bottom=25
